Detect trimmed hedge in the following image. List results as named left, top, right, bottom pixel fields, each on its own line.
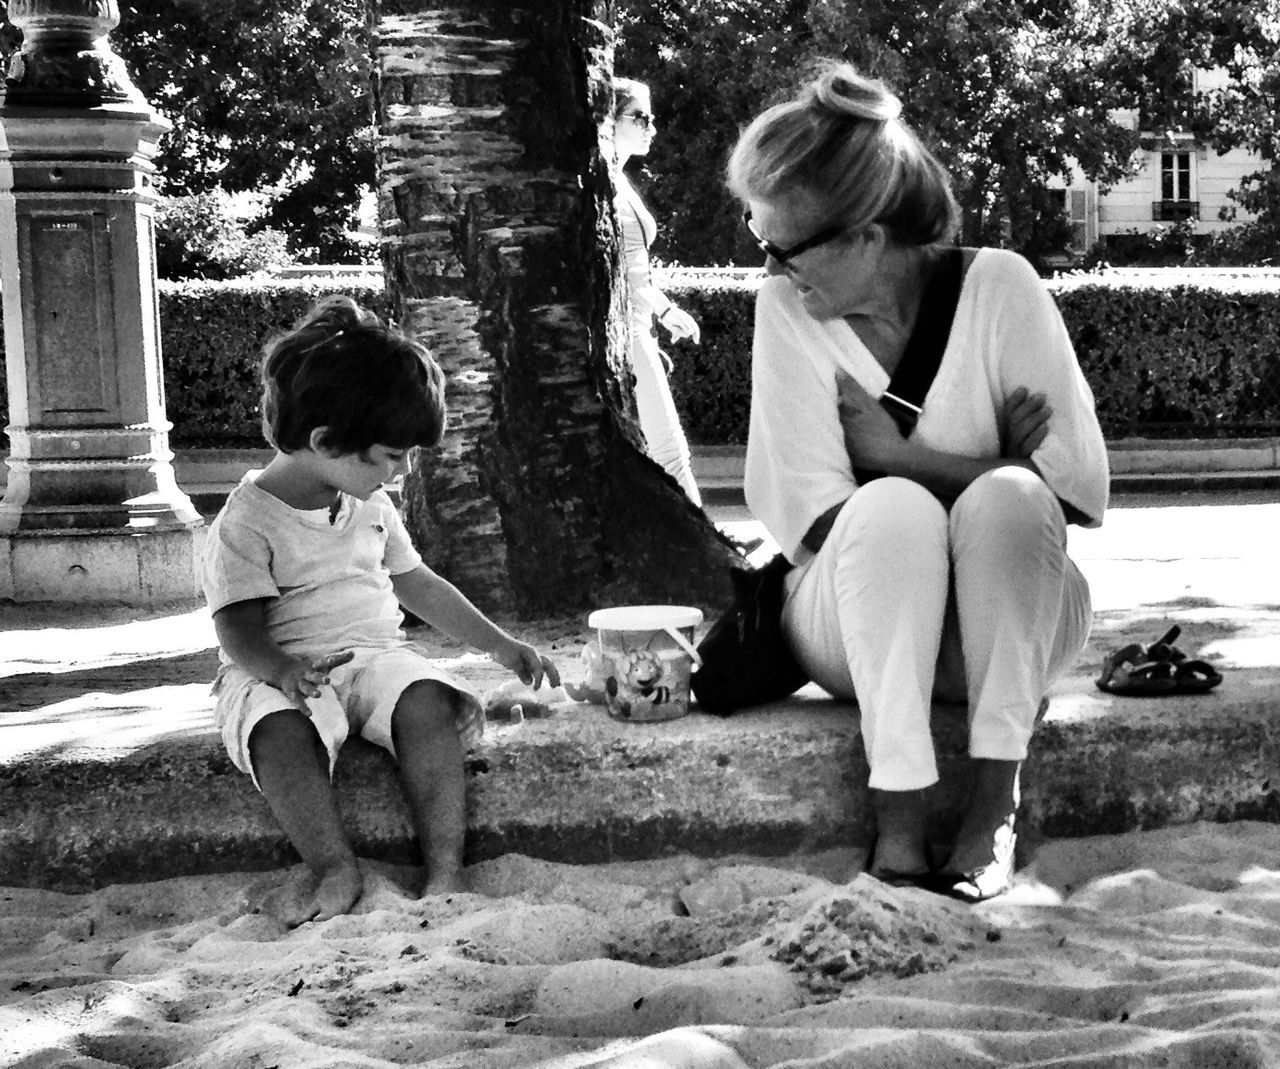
left=0, top=277, right=390, bottom=449
left=2, top=270, right=1278, bottom=449
left=664, top=270, right=1280, bottom=443
left=1051, top=275, right=1280, bottom=439
left=663, top=271, right=761, bottom=446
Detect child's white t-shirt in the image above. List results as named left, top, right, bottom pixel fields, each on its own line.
left=202, top=472, right=423, bottom=661
left=745, top=247, right=1110, bottom=565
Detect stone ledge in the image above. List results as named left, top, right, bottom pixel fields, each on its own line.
left=3, top=680, right=1275, bottom=891
left=1107, top=437, right=1280, bottom=474
left=690, top=441, right=1280, bottom=492
left=6, top=440, right=1280, bottom=501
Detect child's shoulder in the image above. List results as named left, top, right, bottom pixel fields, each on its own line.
left=213, top=473, right=265, bottom=518
left=207, top=475, right=286, bottom=541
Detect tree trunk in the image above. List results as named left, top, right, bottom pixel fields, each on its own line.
left=370, top=0, right=737, bottom=616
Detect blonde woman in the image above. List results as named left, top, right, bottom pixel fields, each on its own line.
left=727, top=63, right=1108, bottom=900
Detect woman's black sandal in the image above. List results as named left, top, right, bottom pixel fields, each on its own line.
left=1096, top=624, right=1223, bottom=697
left=933, top=816, right=1017, bottom=903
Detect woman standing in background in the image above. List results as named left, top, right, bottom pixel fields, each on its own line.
left=613, top=77, right=703, bottom=505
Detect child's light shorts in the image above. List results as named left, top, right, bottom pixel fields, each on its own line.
left=212, top=644, right=484, bottom=790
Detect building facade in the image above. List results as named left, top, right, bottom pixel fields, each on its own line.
left=1050, top=69, right=1263, bottom=261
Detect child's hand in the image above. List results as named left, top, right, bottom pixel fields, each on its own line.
left=493, top=638, right=561, bottom=690
left=277, top=649, right=354, bottom=706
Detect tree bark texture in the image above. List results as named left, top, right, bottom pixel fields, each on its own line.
left=371, top=0, right=736, bottom=615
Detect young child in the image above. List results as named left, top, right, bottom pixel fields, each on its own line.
left=201, top=295, right=559, bottom=926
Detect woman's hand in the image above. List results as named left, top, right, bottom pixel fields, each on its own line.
left=658, top=305, right=700, bottom=344
left=1001, top=387, right=1052, bottom=459
left=836, top=372, right=908, bottom=472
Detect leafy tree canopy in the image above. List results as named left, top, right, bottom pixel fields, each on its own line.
left=618, top=0, right=1279, bottom=267
left=0, top=0, right=1272, bottom=267
left=0, top=0, right=375, bottom=263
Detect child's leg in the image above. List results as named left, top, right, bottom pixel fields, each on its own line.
left=390, top=680, right=467, bottom=895
left=248, top=709, right=362, bottom=922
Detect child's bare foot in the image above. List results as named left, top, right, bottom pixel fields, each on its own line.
left=421, top=864, right=465, bottom=897
left=257, top=869, right=315, bottom=927
left=313, top=862, right=364, bottom=921
left=260, top=863, right=363, bottom=927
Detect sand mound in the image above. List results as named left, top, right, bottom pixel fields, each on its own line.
left=770, top=874, right=984, bottom=998
left=7, top=823, right=1280, bottom=1067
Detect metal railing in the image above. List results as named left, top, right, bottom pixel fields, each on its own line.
left=1151, top=200, right=1200, bottom=222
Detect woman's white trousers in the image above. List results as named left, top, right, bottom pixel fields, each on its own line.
left=781, top=468, right=1091, bottom=791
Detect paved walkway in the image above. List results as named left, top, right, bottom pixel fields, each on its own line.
left=2, top=492, right=1279, bottom=889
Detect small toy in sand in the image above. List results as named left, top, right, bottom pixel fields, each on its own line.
left=484, top=679, right=571, bottom=723
left=564, top=642, right=610, bottom=704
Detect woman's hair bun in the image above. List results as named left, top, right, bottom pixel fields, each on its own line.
left=726, top=57, right=958, bottom=246
left=300, top=294, right=379, bottom=335
left=809, top=61, right=902, bottom=123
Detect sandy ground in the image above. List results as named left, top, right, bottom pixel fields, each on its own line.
left=7, top=822, right=1280, bottom=1067
left=6, top=498, right=1280, bottom=1066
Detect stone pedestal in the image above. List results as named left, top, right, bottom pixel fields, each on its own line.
left=0, top=1, right=204, bottom=604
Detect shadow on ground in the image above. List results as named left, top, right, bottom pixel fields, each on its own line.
left=0, top=651, right=220, bottom=712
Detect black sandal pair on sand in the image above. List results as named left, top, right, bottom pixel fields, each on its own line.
left=866, top=815, right=1017, bottom=904
left=1096, top=624, right=1224, bottom=697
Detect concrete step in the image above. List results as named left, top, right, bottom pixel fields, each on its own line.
left=5, top=490, right=1280, bottom=890
left=4, top=642, right=1278, bottom=891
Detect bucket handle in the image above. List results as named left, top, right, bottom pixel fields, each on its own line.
left=662, top=626, right=702, bottom=669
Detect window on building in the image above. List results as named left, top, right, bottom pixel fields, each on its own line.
left=1045, top=188, right=1088, bottom=259
left=1161, top=152, right=1192, bottom=201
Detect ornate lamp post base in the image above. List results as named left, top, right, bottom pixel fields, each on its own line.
left=0, top=1, right=204, bottom=603
left=0, top=525, right=205, bottom=603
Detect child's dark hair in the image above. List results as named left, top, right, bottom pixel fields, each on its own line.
left=261, top=296, right=447, bottom=455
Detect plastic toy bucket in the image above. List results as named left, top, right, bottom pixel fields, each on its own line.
left=587, top=605, right=704, bottom=722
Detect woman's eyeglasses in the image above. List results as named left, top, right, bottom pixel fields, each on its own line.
left=742, top=208, right=845, bottom=266
left=621, top=110, right=654, bottom=129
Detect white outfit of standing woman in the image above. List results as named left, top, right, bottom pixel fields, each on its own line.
left=726, top=63, right=1108, bottom=902
left=613, top=78, right=702, bottom=505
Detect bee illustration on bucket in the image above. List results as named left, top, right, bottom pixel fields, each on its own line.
left=606, top=645, right=676, bottom=719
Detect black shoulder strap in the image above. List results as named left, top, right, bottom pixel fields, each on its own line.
left=877, top=246, right=965, bottom=435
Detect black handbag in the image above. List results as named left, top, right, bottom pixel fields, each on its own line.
left=690, top=551, right=807, bottom=715
left=691, top=248, right=965, bottom=716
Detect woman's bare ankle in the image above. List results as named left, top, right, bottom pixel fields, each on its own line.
left=869, top=788, right=930, bottom=877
